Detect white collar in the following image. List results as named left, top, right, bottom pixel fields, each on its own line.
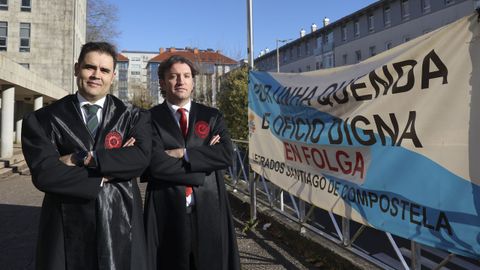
left=166, top=99, right=191, bottom=115
left=77, top=92, right=107, bottom=109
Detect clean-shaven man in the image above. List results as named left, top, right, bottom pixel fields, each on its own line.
left=22, top=42, right=151, bottom=270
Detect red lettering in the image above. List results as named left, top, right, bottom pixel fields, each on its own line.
left=284, top=142, right=294, bottom=161
left=353, top=152, right=365, bottom=179
left=301, top=146, right=312, bottom=165
left=336, top=150, right=352, bottom=175
left=311, top=148, right=325, bottom=169
left=323, top=149, right=339, bottom=172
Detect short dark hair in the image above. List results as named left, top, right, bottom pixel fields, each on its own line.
left=157, top=55, right=198, bottom=80
left=77, top=42, right=118, bottom=70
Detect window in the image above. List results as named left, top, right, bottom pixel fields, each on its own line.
left=445, top=0, right=455, bottom=6
left=421, top=0, right=431, bottom=13
left=297, top=46, right=301, bottom=57
left=0, top=0, right=7, bottom=10
left=20, top=23, right=30, bottom=52
left=369, top=46, right=376, bottom=56
left=19, top=63, right=29, bottom=69
left=21, top=0, right=30, bottom=12
left=403, top=36, right=411, bottom=43
left=341, top=25, right=347, bottom=41
left=401, top=0, right=410, bottom=20
left=0, top=21, right=7, bottom=51
left=385, top=41, right=392, bottom=50
left=298, top=68, right=302, bottom=73
left=355, top=50, right=362, bottom=63
left=316, top=62, right=320, bottom=70
left=354, top=20, right=360, bottom=37
left=368, top=14, right=375, bottom=32
left=306, top=65, right=311, bottom=71
left=342, top=54, right=347, bottom=65
left=305, top=42, right=309, bottom=56
left=384, top=6, right=391, bottom=27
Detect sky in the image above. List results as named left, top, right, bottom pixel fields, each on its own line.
left=111, top=0, right=378, bottom=60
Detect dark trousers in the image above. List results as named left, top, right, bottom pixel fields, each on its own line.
left=185, top=206, right=198, bottom=270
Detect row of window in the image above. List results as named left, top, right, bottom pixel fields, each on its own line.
left=340, top=0, right=454, bottom=42
left=0, top=0, right=31, bottom=12
left=0, top=21, right=31, bottom=52
left=342, top=36, right=416, bottom=65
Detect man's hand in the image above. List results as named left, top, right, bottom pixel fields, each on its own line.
left=100, top=137, right=136, bottom=185
left=165, top=148, right=184, bottom=158
left=209, top=134, right=220, bottom=145
left=59, top=154, right=75, bottom=166
left=100, top=176, right=114, bottom=187
left=123, top=137, right=135, bottom=147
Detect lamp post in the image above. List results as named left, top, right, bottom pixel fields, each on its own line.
left=276, top=38, right=292, bottom=72
left=247, top=0, right=254, bottom=70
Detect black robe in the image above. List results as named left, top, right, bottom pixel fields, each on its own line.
left=144, top=102, right=240, bottom=270
left=21, top=94, right=151, bottom=270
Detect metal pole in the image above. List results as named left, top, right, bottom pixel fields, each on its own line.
left=276, top=39, right=280, bottom=72
left=280, top=190, right=284, bottom=211
left=250, top=172, right=257, bottom=221
left=246, top=0, right=254, bottom=69
left=410, top=241, right=421, bottom=270
left=342, top=217, right=350, bottom=246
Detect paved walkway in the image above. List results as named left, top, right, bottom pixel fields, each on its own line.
left=0, top=174, right=314, bottom=270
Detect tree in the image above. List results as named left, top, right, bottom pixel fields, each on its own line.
left=130, top=81, right=154, bottom=109
left=217, top=66, right=248, bottom=140
left=87, top=0, right=120, bottom=44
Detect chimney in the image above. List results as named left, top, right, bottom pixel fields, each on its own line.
left=311, top=23, right=317, bottom=32
left=300, top=28, right=306, bottom=37
left=159, top=48, right=165, bottom=54
left=323, top=17, right=330, bottom=27
left=169, top=47, right=176, bottom=52
left=193, top=48, right=199, bottom=54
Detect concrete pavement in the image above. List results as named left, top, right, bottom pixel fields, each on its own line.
left=0, top=174, right=319, bottom=270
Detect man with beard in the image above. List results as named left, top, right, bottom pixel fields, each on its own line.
left=144, top=55, right=240, bottom=270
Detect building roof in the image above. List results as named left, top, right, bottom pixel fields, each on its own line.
left=149, top=48, right=237, bottom=65
left=121, top=50, right=159, bottom=54
left=117, top=53, right=129, bottom=61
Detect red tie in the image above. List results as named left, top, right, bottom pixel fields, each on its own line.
left=178, top=108, right=193, bottom=197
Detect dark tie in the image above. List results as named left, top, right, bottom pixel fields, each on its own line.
left=84, top=104, right=100, bottom=135
left=178, top=108, right=193, bottom=198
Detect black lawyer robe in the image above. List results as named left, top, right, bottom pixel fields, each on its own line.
left=21, top=94, right=151, bottom=270
left=144, top=101, right=240, bottom=270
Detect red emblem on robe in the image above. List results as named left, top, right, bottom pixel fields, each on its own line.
left=105, top=131, right=122, bottom=149
left=194, top=121, right=210, bottom=139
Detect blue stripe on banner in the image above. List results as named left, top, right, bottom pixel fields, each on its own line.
left=248, top=71, right=480, bottom=258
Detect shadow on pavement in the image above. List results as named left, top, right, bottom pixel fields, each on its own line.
left=0, top=204, right=40, bottom=270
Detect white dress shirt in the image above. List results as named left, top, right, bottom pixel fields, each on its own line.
left=77, top=92, right=106, bottom=128
left=166, top=100, right=195, bottom=207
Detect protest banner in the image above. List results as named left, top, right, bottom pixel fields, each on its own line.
left=248, top=14, right=480, bottom=258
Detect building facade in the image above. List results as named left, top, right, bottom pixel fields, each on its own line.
left=120, top=50, right=157, bottom=100
left=255, top=0, right=477, bottom=72
left=147, top=47, right=238, bottom=106
left=0, top=0, right=86, bottom=91
left=112, top=53, right=129, bottom=102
